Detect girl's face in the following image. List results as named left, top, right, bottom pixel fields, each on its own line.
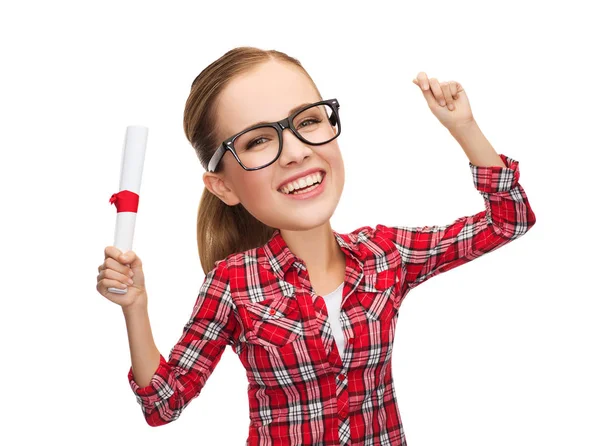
left=203, top=60, right=345, bottom=231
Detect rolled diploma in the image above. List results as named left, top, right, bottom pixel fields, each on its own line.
left=108, top=125, right=148, bottom=294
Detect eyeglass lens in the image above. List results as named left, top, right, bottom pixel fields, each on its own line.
left=233, top=103, right=339, bottom=169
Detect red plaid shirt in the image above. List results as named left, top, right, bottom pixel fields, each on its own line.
left=128, top=153, right=536, bottom=445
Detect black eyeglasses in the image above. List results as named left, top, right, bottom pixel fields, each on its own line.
left=206, top=98, right=341, bottom=172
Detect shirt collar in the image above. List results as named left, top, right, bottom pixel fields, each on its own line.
left=259, top=227, right=371, bottom=280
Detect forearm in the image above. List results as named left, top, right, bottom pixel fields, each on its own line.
left=123, top=298, right=161, bottom=388
left=449, top=120, right=506, bottom=168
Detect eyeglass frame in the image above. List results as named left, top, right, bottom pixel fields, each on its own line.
left=206, top=98, right=341, bottom=172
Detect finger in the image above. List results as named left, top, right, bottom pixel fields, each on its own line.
left=105, top=257, right=134, bottom=277
left=99, top=265, right=134, bottom=284
left=449, top=81, right=459, bottom=100
left=100, top=278, right=129, bottom=293
left=105, top=245, right=124, bottom=263
left=440, top=82, right=454, bottom=110
left=415, top=72, right=429, bottom=91
left=413, top=78, right=424, bottom=90
left=416, top=80, right=438, bottom=109
left=429, top=78, right=445, bottom=106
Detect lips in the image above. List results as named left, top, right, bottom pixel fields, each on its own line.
left=279, top=171, right=327, bottom=199
left=277, top=168, right=326, bottom=192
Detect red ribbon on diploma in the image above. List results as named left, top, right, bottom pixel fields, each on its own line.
left=109, top=190, right=139, bottom=213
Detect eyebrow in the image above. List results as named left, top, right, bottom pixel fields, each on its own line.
left=243, top=102, right=314, bottom=131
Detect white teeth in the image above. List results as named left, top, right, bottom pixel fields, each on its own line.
left=280, top=171, right=324, bottom=194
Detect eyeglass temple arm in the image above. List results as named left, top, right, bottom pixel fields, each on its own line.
left=208, top=143, right=226, bottom=172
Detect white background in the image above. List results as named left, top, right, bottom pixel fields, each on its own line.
left=1, top=1, right=598, bottom=445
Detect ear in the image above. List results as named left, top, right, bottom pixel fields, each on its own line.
left=203, top=172, right=241, bottom=206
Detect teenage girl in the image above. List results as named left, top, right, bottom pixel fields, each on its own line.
left=96, top=46, right=536, bottom=445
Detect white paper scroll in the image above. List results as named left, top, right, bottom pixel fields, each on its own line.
left=108, top=125, right=148, bottom=294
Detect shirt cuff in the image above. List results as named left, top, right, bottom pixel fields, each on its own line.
left=127, top=353, right=172, bottom=408
left=469, top=153, right=520, bottom=193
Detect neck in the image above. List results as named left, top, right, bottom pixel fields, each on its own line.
left=279, top=221, right=346, bottom=281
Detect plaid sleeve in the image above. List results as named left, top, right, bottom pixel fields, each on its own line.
left=127, top=259, right=236, bottom=426
left=377, top=153, right=537, bottom=290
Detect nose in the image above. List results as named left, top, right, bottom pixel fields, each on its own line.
left=278, top=128, right=314, bottom=165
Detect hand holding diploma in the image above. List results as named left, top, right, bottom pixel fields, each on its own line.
left=97, top=246, right=148, bottom=310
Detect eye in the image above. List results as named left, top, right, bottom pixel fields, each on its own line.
left=297, top=118, right=322, bottom=128
left=246, top=137, right=268, bottom=150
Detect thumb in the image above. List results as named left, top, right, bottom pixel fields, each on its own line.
left=120, top=250, right=142, bottom=270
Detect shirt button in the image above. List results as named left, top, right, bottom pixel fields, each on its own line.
left=339, top=409, right=348, bottom=418
left=269, top=308, right=276, bottom=315
left=338, top=373, right=346, bottom=381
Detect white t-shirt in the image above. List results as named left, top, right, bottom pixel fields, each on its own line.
left=322, top=282, right=345, bottom=357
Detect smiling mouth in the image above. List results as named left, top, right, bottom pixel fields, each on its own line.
left=278, top=171, right=326, bottom=195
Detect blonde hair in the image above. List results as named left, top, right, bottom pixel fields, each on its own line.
left=183, top=46, right=323, bottom=274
